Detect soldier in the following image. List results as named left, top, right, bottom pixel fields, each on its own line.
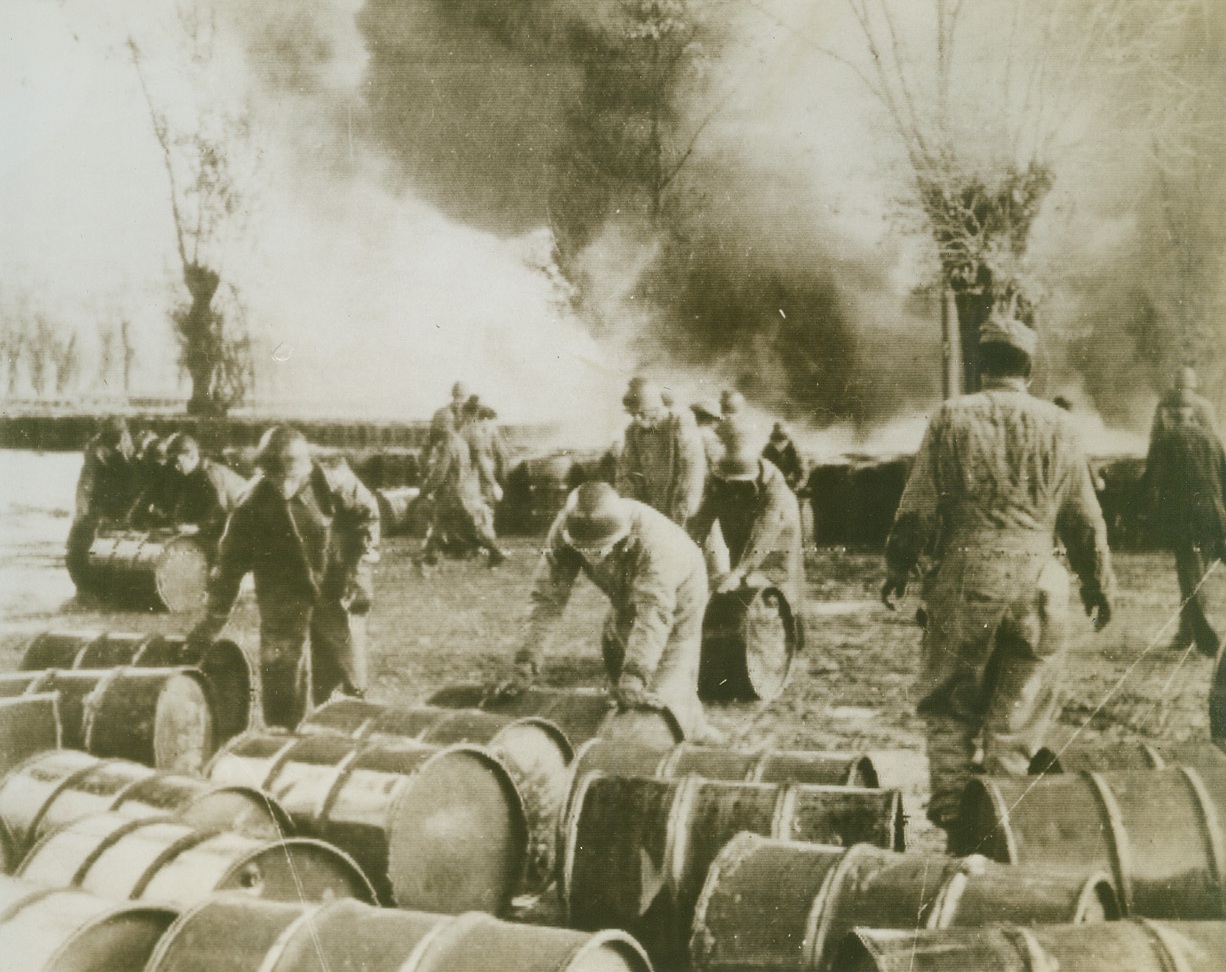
left=688, top=427, right=805, bottom=609
left=430, top=381, right=470, bottom=448
left=616, top=377, right=706, bottom=526
left=689, top=400, right=724, bottom=472
left=719, top=389, right=747, bottom=420
left=1144, top=365, right=1226, bottom=657
left=513, top=482, right=721, bottom=742
left=762, top=422, right=806, bottom=491
left=459, top=396, right=509, bottom=509
left=67, top=417, right=136, bottom=586
left=421, top=425, right=509, bottom=566
left=882, top=312, right=1114, bottom=846
left=162, top=434, right=250, bottom=558
left=188, top=427, right=380, bottom=728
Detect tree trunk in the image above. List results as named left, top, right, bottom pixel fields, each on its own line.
left=953, top=289, right=992, bottom=393
left=182, top=263, right=222, bottom=417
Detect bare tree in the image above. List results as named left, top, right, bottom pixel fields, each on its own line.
left=52, top=330, right=82, bottom=396
left=128, top=8, right=253, bottom=416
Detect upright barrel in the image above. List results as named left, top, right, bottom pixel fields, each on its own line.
left=85, top=528, right=208, bottom=613
left=0, top=669, right=214, bottom=774
left=1029, top=737, right=1226, bottom=775
left=0, top=874, right=176, bottom=972
left=962, top=767, right=1226, bottom=918
left=375, top=487, right=428, bottom=537
left=300, top=699, right=572, bottom=889
left=562, top=774, right=905, bottom=964
left=690, top=834, right=1118, bottom=972
left=572, top=740, right=877, bottom=791
left=144, top=895, right=653, bottom=972
left=20, top=630, right=251, bottom=744
left=0, top=750, right=289, bottom=859
left=17, top=812, right=373, bottom=907
left=0, top=694, right=61, bottom=776
left=207, top=731, right=528, bottom=913
left=699, top=586, right=798, bottom=702
left=838, top=920, right=1226, bottom=972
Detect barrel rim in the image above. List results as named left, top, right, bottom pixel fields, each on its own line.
left=805, top=841, right=897, bottom=968
left=0, top=690, right=63, bottom=748
left=82, top=632, right=165, bottom=669
left=381, top=741, right=530, bottom=911
left=210, top=834, right=378, bottom=904
left=19, top=630, right=104, bottom=671
left=1073, top=870, right=1124, bottom=923
left=1174, top=765, right=1226, bottom=917
left=202, top=728, right=299, bottom=785
left=958, top=777, right=1018, bottom=864
left=559, top=767, right=604, bottom=913
left=153, top=533, right=209, bottom=613
left=173, top=784, right=294, bottom=838
left=495, top=715, right=576, bottom=764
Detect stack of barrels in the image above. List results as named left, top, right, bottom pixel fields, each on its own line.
left=5, top=636, right=1226, bottom=972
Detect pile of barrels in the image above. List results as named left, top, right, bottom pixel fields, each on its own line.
left=4, top=631, right=1226, bottom=971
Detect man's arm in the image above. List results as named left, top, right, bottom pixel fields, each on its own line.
left=1056, top=436, right=1116, bottom=626
left=884, top=418, right=942, bottom=586
left=732, top=478, right=798, bottom=581
left=192, top=504, right=254, bottom=640
left=325, top=461, right=381, bottom=553
left=620, top=545, right=680, bottom=683
left=517, top=521, right=582, bottom=671
left=74, top=453, right=97, bottom=522
left=685, top=484, right=718, bottom=550
left=615, top=427, right=642, bottom=500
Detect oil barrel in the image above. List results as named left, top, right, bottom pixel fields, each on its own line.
left=0, top=750, right=289, bottom=859
left=0, top=873, right=176, bottom=972
left=19, top=631, right=251, bottom=744
left=85, top=528, right=208, bottom=613
left=1029, top=737, right=1226, bottom=775
left=300, top=699, right=571, bottom=889
left=837, top=920, right=1226, bottom=972
left=690, top=833, right=1118, bottom=972
left=143, top=894, right=652, bottom=972
left=962, top=766, right=1226, bottom=918
left=699, top=586, right=798, bottom=702
left=17, top=811, right=373, bottom=907
left=207, top=731, right=528, bottom=913
left=562, top=773, right=905, bottom=965
left=0, top=694, right=61, bottom=777
left=0, top=669, right=214, bottom=774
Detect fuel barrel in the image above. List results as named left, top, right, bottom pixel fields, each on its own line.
left=0, top=694, right=61, bottom=777
left=699, top=586, right=798, bottom=702
left=84, top=528, right=208, bottom=613
left=1029, top=737, right=1226, bottom=776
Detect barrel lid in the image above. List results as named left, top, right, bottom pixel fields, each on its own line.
left=206, top=835, right=376, bottom=905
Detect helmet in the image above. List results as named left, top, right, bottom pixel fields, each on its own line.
left=562, top=483, right=631, bottom=551
left=451, top=381, right=470, bottom=401
left=623, top=377, right=663, bottom=415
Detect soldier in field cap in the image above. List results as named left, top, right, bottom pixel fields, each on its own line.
left=882, top=307, right=1115, bottom=848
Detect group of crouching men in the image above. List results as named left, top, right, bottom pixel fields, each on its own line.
left=70, top=310, right=1226, bottom=843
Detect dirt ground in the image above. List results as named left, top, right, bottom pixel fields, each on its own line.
left=2, top=525, right=1220, bottom=861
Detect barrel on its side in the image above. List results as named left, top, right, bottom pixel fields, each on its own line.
left=1028, top=737, right=1226, bottom=775
left=0, top=874, right=176, bottom=972
left=0, top=669, right=215, bottom=774
left=562, top=774, right=905, bottom=964
left=699, top=586, right=798, bottom=702
left=20, top=631, right=252, bottom=745
left=300, top=699, right=573, bottom=890
left=837, top=921, right=1226, bottom=972
left=0, top=694, right=60, bottom=777
left=429, top=685, right=625, bottom=750
left=207, top=731, right=528, bottom=913
left=144, top=894, right=653, bottom=972
left=962, top=767, right=1226, bottom=918
left=572, top=740, right=877, bottom=792
left=85, top=529, right=209, bottom=613
left=0, top=750, right=289, bottom=860
left=17, top=811, right=373, bottom=907
left=690, top=834, right=1118, bottom=972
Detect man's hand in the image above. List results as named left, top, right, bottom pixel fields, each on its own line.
left=614, top=673, right=658, bottom=710
left=491, top=483, right=504, bottom=504
left=715, top=570, right=745, bottom=595
left=1081, top=586, right=1113, bottom=631
left=881, top=571, right=908, bottom=611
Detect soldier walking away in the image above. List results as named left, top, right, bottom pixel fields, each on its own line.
left=162, top=434, right=250, bottom=559
left=513, top=482, right=724, bottom=743
left=689, top=426, right=805, bottom=616
left=762, top=422, right=806, bottom=491
left=881, top=311, right=1115, bottom=849
left=459, top=396, right=509, bottom=510
left=188, top=427, right=380, bottom=728
left=430, top=381, right=471, bottom=448
left=67, top=416, right=137, bottom=586
left=1144, top=366, right=1226, bottom=658
left=420, top=425, right=509, bottom=567
left=616, top=377, right=706, bottom=527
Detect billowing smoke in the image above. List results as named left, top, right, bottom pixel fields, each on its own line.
left=2, top=0, right=1221, bottom=443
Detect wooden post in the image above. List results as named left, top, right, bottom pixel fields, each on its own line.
left=941, top=287, right=962, bottom=400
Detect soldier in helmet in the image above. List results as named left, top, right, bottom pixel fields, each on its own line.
left=67, top=416, right=137, bottom=588
left=188, top=426, right=380, bottom=727
left=513, top=481, right=722, bottom=742
left=430, top=381, right=471, bottom=448
left=762, top=422, right=806, bottom=491
left=616, top=377, right=706, bottom=527
left=882, top=311, right=1115, bottom=848
left=162, top=433, right=250, bottom=559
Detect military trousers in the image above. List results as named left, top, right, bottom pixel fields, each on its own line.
left=916, top=547, right=1069, bottom=834
left=256, top=592, right=368, bottom=728
left=1173, top=542, right=1220, bottom=657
